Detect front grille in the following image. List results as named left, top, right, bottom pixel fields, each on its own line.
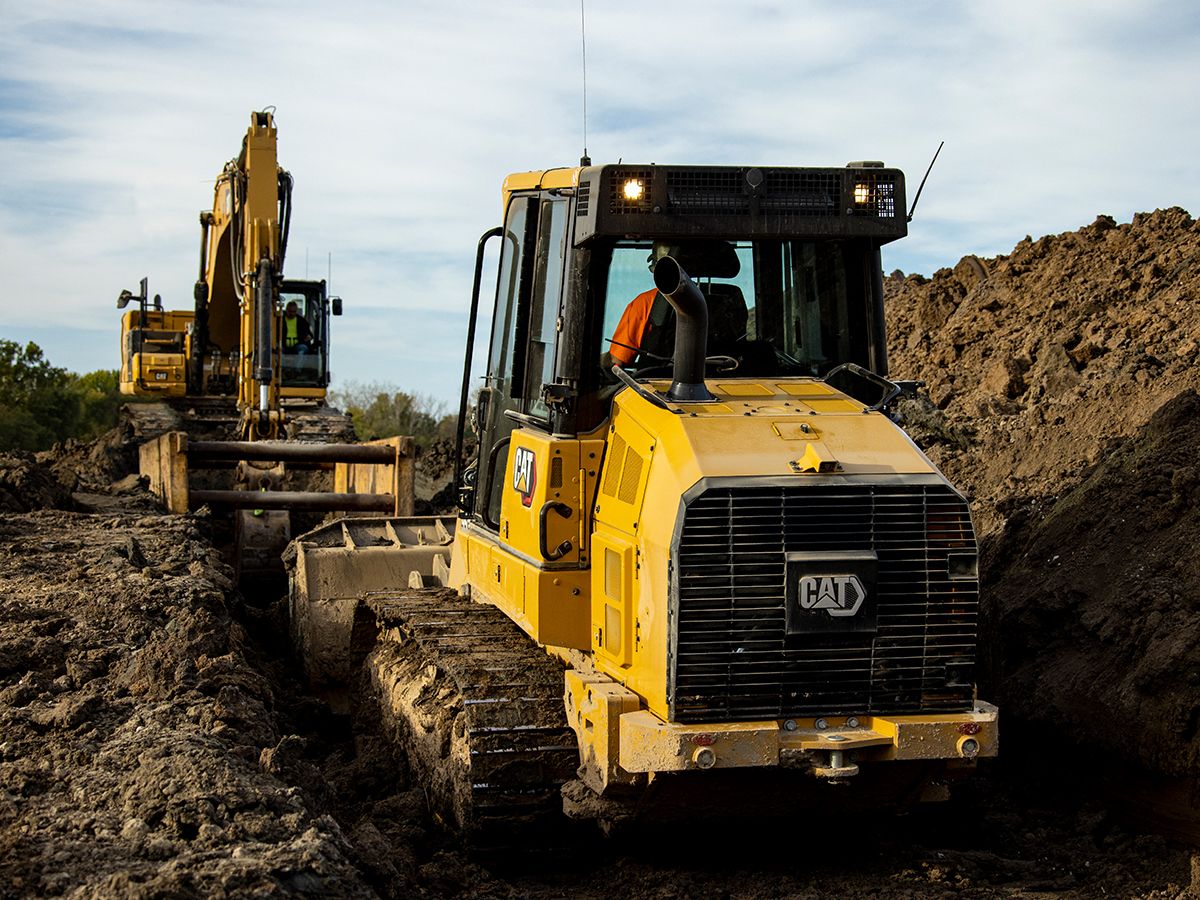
left=670, top=481, right=978, bottom=723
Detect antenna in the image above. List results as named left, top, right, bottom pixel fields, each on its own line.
left=579, top=0, right=590, bottom=166
left=907, top=140, right=944, bottom=222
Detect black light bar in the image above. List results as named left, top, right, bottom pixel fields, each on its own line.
left=573, top=164, right=907, bottom=245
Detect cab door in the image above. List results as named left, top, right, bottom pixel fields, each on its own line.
left=475, top=192, right=570, bottom=531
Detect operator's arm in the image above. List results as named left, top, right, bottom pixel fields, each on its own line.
left=608, top=289, right=657, bottom=367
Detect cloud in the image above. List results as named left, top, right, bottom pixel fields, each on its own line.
left=1, top=0, right=1197, bottom=405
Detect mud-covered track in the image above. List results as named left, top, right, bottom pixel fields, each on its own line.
left=363, top=589, right=578, bottom=843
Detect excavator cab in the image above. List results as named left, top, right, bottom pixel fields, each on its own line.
left=279, top=280, right=335, bottom=390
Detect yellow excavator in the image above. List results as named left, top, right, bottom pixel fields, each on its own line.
left=288, top=161, right=997, bottom=837
left=117, top=109, right=343, bottom=441
left=117, top=111, right=412, bottom=580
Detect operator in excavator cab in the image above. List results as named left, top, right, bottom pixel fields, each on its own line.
left=283, top=300, right=312, bottom=354
left=606, top=239, right=748, bottom=369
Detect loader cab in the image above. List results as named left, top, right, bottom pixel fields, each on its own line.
left=461, top=164, right=907, bottom=526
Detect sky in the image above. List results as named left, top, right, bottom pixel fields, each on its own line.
left=1, top=0, right=1197, bottom=406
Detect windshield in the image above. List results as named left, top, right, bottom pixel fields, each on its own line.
left=279, top=286, right=327, bottom=388
left=600, top=238, right=874, bottom=378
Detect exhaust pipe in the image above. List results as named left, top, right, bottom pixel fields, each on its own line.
left=652, top=256, right=715, bottom=402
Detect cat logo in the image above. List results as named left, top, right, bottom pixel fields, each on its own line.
left=798, top=574, right=867, bottom=617
left=512, top=447, right=537, bottom=507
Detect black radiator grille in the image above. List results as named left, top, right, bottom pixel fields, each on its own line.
left=670, top=482, right=978, bottom=723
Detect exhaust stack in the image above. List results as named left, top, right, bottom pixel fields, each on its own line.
left=653, top=256, right=715, bottom=402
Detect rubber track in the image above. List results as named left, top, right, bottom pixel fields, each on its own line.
left=364, top=588, right=579, bottom=842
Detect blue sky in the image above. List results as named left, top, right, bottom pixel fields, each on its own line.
left=1, top=0, right=1197, bottom=405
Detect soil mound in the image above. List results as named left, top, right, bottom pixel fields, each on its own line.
left=0, top=427, right=154, bottom=515
left=0, top=454, right=74, bottom=513
left=982, top=389, right=1200, bottom=777
left=0, top=512, right=372, bottom=895
left=886, top=206, right=1200, bottom=537
left=889, top=208, right=1200, bottom=794
left=414, top=437, right=472, bottom=515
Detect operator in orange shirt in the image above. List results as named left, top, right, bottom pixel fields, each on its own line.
left=607, top=243, right=678, bottom=368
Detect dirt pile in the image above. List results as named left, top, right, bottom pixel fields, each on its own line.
left=982, top=390, right=1200, bottom=778
left=886, top=206, right=1200, bottom=537
left=414, top=437, right=472, bottom=515
left=0, top=454, right=74, bottom=514
left=0, top=511, right=374, bottom=896
left=887, top=208, right=1200, bottom=794
left=0, top=426, right=159, bottom=516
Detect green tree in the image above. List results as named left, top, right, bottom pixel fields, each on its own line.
left=72, top=369, right=124, bottom=441
left=0, top=341, right=123, bottom=451
left=330, top=382, right=454, bottom=448
left=0, top=341, right=79, bottom=451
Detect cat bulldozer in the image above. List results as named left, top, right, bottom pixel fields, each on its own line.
left=117, top=110, right=413, bottom=580
left=287, top=161, right=997, bottom=837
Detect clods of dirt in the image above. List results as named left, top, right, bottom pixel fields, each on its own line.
left=886, top=207, right=1200, bottom=538
left=0, top=512, right=373, bottom=896
left=887, top=207, right=1200, bottom=819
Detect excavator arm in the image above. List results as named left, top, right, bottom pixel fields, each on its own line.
left=193, top=110, right=292, bottom=438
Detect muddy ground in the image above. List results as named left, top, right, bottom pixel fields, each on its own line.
left=2, top=207, right=1200, bottom=896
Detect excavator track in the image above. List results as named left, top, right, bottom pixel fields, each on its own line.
left=362, top=587, right=579, bottom=845
left=121, top=399, right=356, bottom=447
left=281, top=402, right=357, bottom=443
left=121, top=398, right=240, bottom=444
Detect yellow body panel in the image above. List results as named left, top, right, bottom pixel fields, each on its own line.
left=501, top=167, right=581, bottom=213
left=590, top=378, right=939, bottom=720
left=617, top=702, right=999, bottom=773
left=118, top=308, right=194, bottom=397
left=449, top=523, right=591, bottom=650
left=448, top=429, right=606, bottom=651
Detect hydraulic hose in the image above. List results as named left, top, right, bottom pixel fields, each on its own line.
left=255, top=258, right=274, bottom=414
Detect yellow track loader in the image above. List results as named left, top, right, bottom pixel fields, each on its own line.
left=288, top=162, right=997, bottom=836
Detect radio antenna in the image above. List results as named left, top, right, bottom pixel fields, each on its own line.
left=579, top=0, right=590, bottom=166
left=907, top=140, right=944, bottom=222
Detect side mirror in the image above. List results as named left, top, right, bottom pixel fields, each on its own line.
left=331, top=297, right=343, bottom=316
left=117, top=290, right=133, bottom=309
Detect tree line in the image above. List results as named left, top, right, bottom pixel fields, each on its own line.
left=0, top=341, right=123, bottom=452
left=0, top=340, right=458, bottom=454
left=329, top=382, right=457, bottom=449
